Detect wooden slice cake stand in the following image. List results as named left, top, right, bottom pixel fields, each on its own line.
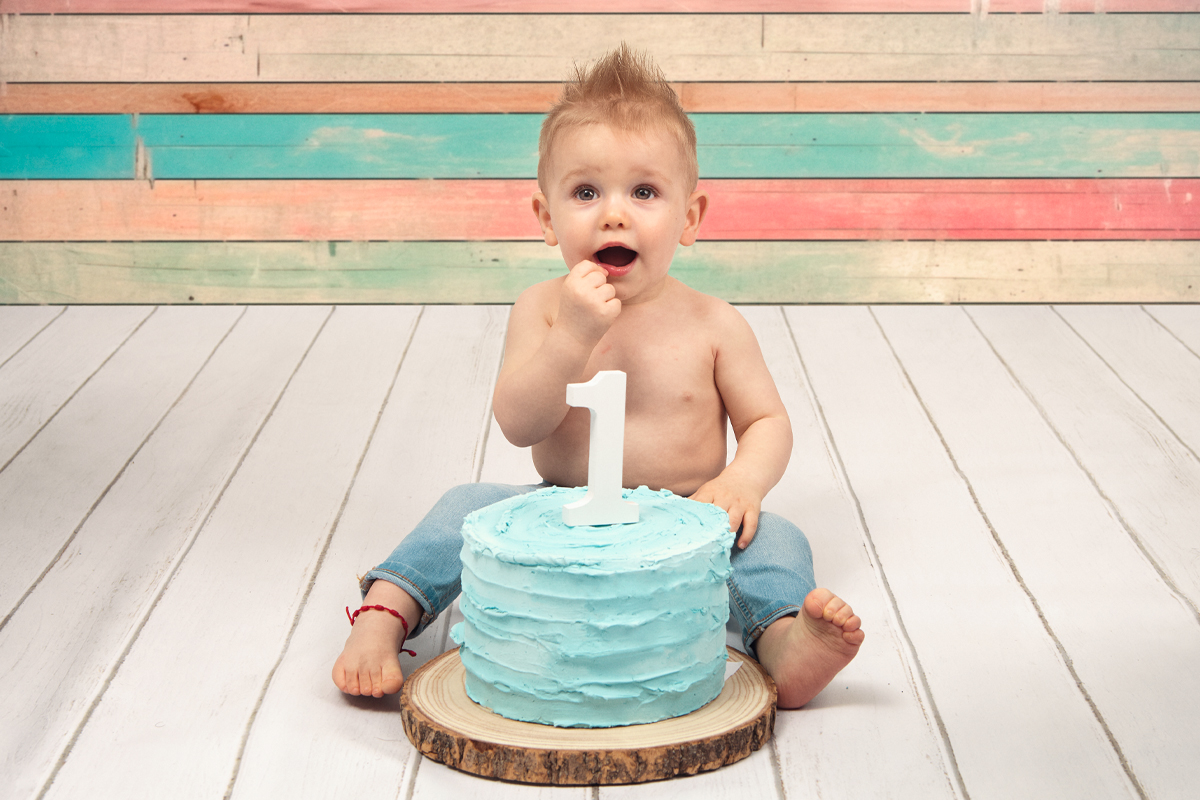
left=399, top=647, right=777, bottom=785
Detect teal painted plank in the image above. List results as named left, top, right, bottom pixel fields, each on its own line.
left=0, top=115, right=136, bottom=179
left=4, top=114, right=1199, bottom=179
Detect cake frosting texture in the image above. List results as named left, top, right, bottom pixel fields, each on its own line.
left=450, top=485, right=734, bottom=728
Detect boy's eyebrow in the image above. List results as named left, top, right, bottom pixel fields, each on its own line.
left=556, top=164, right=676, bottom=187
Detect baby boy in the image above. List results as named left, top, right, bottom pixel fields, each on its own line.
left=333, top=44, right=863, bottom=709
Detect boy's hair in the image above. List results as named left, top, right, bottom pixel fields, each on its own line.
left=538, top=44, right=698, bottom=190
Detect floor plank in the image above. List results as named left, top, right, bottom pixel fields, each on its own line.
left=0, top=305, right=150, bottom=469
left=0, top=306, right=331, bottom=800
left=1145, top=304, right=1200, bottom=359
left=785, top=306, right=1137, bottom=800
left=967, top=306, right=1200, bottom=617
left=229, top=306, right=507, bottom=800
left=1055, top=305, right=1200, bottom=458
left=742, top=306, right=959, bottom=800
left=875, top=305, right=1200, bottom=800
left=40, top=306, right=420, bottom=800
left=0, top=306, right=63, bottom=366
left=0, top=306, right=240, bottom=624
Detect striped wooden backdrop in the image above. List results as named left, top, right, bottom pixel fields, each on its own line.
left=1, top=2, right=1198, bottom=304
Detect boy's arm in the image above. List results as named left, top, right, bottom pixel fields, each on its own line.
left=689, top=306, right=792, bottom=549
left=493, top=261, right=621, bottom=447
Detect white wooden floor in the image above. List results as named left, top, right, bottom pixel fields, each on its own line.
left=2, top=304, right=1199, bottom=800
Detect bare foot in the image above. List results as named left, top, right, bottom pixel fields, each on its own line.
left=754, top=588, right=864, bottom=709
left=332, top=580, right=422, bottom=697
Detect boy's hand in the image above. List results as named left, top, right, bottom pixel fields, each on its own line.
left=558, top=260, right=621, bottom=347
left=689, top=473, right=763, bottom=550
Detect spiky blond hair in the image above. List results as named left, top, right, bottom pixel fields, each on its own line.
left=537, top=44, right=698, bottom=190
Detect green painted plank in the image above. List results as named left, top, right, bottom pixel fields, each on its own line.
left=0, top=115, right=136, bottom=179
left=3, top=113, right=1199, bottom=179
left=3, top=240, right=1197, bottom=304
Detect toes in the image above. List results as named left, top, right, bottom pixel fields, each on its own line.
left=803, top=588, right=835, bottom=619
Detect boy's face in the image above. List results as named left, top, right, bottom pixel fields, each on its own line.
left=532, top=123, right=707, bottom=305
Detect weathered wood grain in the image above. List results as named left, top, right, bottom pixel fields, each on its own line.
left=6, top=1, right=1200, bottom=11
left=875, top=305, right=1200, bottom=800
left=3, top=240, right=1197, bottom=305
left=6, top=113, right=1198, bottom=179
left=0, top=306, right=236, bottom=626
left=6, top=82, right=1199, bottom=114
left=0, top=307, right=62, bottom=367
left=741, top=306, right=959, bottom=800
left=1055, top=305, right=1200, bottom=458
left=0, top=306, right=146, bottom=469
left=967, top=306, right=1200, bottom=616
left=38, top=306, right=420, bottom=800
left=227, top=306, right=507, bottom=800
left=1145, top=304, right=1200, bottom=355
left=4, top=15, right=1197, bottom=82
left=0, top=306, right=331, bottom=800
left=6, top=178, right=1195, bottom=242
left=786, top=306, right=1138, bottom=800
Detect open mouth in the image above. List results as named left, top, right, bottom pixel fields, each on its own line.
left=595, top=246, right=637, bottom=268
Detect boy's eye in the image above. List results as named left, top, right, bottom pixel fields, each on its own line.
left=633, top=186, right=656, bottom=200
left=574, top=187, right=597, bottom=201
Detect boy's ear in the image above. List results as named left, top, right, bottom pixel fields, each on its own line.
left=679, top=189, right=709, bottom=247
left=532, top=192, right=558, bottom=247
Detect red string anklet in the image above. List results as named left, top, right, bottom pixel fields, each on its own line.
left=346, top=604, right=417, bottom=657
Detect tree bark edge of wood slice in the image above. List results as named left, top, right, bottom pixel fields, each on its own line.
left=399, top=646, right=777, bottom=785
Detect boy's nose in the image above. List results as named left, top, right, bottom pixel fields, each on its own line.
left=600, top=198, right=628, bottom=228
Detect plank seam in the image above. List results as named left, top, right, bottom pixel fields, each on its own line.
left=962, top=307, right=1200, bottom=631
left=1142, top=304, right=1200, bottom=362
left=469, top=308, right=507, bottom=485
left=1052, top=305, right=1200, bottom=466
left=0, top=307, right=159, bottom=632
left=31, top=305, right=330, bottom=800
left=870, top=305, right=1149, bottom=800
left=399, top=747, right=422, bottom=800
left=0, top=305, right=65, bottom=372
left=222, top=304, right=424, bottom=800
left=780, top=306, right=970, bottom=800
left=0, top=306, right=153, bottom=480
left=767, top=734, right=787, bottom=800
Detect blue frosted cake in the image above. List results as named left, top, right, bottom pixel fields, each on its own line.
left=450, top=485, right=734, bottom=728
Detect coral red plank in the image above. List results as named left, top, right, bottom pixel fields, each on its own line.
left=4, top=83, right=1199, bottom=115
left=8, top=1, right=1200, bottom=11
left=3, top=179, right=1195, bottom=242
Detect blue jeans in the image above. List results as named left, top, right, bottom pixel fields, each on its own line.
left=362, top=483, right=816, bottom=656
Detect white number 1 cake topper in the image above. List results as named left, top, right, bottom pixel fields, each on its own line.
left=562, top=370, right=639, bottom=526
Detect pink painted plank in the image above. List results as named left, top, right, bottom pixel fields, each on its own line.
left=2, top=179, right=1195, bottom=242
left=7, top=1, right=1197, bottom=11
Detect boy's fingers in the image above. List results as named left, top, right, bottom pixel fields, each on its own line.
left=737, top=508, right=759, bottom=549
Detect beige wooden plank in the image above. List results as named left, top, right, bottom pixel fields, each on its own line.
left=39, top=306, right=421, bottom=800
left=6, top=81, right=1200, bottom=114
left=0, top=305, right=148, bottom=469
left=1055, top=305, right=1200, bottom=459
left=4, top=14, right=1197, bottom=82
left=785, top=306, right=1138, bottom=800
left=874, top=305, right=1200, bottom=800
left=0, top=306, right=62, bottom=367
left=739, top=306, right=959, bottom=800
left=226, top=306, right=508, bottom=800
left=966, top=306, right=1200, bottom=618
left=1145, top=304, right=1200, bottom=356
left=4, top=241, right=1199, bottom=306
left=0, top=306, right=240, bottom=625
left=0, top=306, right=332, bottom=800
